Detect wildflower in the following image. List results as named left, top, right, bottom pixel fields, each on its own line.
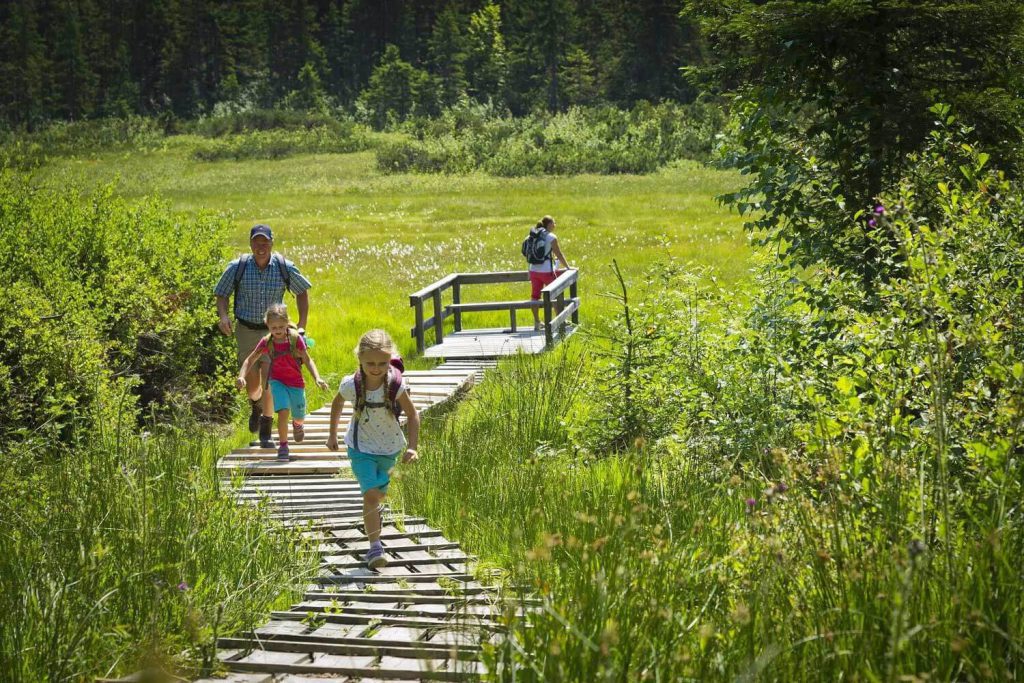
left=745, top=497, right=756, bottom=511
left=773, top=482, right=789, bottom=495
left=874, top=204, right=885, bottom=215
left=868, top=218, right=878, bottom=228
left=177, top=581, right=190, bottom=592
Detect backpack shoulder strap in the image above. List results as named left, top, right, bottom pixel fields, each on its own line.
left=274, top=253, right=292, bottom=291
left=232, top=254, right=251, bottom=318
left=353, top=369, right=365, bottom=410
left=386, top=368, right=404, bottom=419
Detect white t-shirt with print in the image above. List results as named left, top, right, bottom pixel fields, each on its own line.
left=339, top=373, right=408, bottom=455
left=528, top=231, right=558, bottom=273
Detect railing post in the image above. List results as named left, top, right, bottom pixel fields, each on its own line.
left=413, top=298, right=425, bottom=355
left=433, top=290, right=444, bottom=345
left=543, top=290, right=553, bottom=346
left=509, top=308, right=517, bottom=332
left=570, top=276, right=579, bottom=325
left=557, top=291, right=567, bottom=337
left=452, top=279, right=462, bottom=332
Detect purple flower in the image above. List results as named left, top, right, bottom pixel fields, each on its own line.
left=868, top=219, right=877, bottom=228
left=177, top=581, right=190, bottom=592
left=745, top=497, right=757, bottom=510
left=874, top=205, right=885, bottom=215
left=774, top=482, right=789, bottom=495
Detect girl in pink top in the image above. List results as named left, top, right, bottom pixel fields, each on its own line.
left=238, top=303, right=328, bottom=459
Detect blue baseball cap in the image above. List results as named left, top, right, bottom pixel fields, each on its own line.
left=250, top=224, right=273, bottom=241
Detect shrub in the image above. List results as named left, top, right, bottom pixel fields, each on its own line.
left=376, top=101, right=728, bottom=176
left=0, top=116, right=164, bottom=169
left=188, top=108, right=350, bottom=138
left=0, top=172, right=235, bottom=445
left=190, top=125, right=371, bottom=161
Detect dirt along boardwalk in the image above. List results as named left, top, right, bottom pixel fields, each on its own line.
left=202, top=359, right=533, bottom=682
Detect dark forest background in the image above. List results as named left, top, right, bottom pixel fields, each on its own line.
left=0, top=0, right=705, bottom=128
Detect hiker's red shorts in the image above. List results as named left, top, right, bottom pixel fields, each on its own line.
left=530, top=270, right=565, bottom=300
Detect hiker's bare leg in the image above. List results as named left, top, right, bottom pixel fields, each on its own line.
left=277, top=408, right=290, bottom=443
left=245, top=359, right=266, bottom=403
left=363, top=489, right=386, bottom=542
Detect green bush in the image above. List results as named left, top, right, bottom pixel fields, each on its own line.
left=0, top=172, right=234, bottom=445
left=190, top=125, right=371, bottom=161
left=0, top=116, right=165, bottom=169
left=188, top=108, right=350, bottom=138
left=376, top=101, right=727, bottom=176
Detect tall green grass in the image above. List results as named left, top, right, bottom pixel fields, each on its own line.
left=0, top=422, right=316, bottom=680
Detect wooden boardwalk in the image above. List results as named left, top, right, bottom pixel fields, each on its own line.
left=421, top=326, right=576, bottom=359
left=202, top=360, right=523, bottom=682
left=410, top=270, right=579, bottom=360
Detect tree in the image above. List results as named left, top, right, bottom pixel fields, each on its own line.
left=427, top=3, right=468, bottom=108
left=0, top=0, right=51, bottom=128
left=359, top=43, right=438, bottom=128
left=560, top=46, right=599, bottom=106
left=280, top=61, right=331, bottom=114
left=686, top=0, right=1024, bottom=287
left=505, top=0, right=576, bottom=113
left=50, top=0, right=99, bottom=120
left=464, top=1, right=507, bottom=104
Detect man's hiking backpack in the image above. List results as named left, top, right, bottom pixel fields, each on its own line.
left=521, top=227, right=552, bottom=265
left=352, top=355, right=406, bottom=451
left=261, top=326, right=304, bottom=366
left=232, top=253, right=292, bottom=319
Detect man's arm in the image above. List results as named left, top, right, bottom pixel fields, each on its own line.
left=216, top=295, right=233, bottom=336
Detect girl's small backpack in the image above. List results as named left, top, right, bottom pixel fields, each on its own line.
left=352, top=354, right=407, bottom=451
left=261, top=325, right=304, bottom=365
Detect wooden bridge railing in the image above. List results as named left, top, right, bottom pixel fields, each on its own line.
left=409, top=269, right=580, bottom=353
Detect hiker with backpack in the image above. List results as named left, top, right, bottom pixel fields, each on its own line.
left=522, top=215, right=570, bottom=331
left=325, top=329, right=420, bottom=569
left=236, top=303, right=329, bottom=459
left=215, top=223, right=312, bottom=447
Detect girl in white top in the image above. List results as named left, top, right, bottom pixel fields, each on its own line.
left=326, top=329, right=420, bottom=569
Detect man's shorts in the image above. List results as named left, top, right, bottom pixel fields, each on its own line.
left=268, top=380, right=306, bottom=418
left=529, top=269, right=566, bottom=300
left=348, top=447, right=399, bottom=494
left=235, top=324, right=269, bottom=371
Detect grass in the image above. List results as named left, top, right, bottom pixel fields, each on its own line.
left=37, top=137, right=750, bottom=412
left=10, top=139, right=750, bottom=678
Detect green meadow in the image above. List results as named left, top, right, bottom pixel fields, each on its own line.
left=40, top=138, right=749, bottom=404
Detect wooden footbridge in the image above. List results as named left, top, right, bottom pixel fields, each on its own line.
left=410, top=269, right=579, bottom=359
left=189, top=271, right=579, bottom=682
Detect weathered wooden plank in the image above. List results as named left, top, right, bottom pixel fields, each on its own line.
left=218, top=635, right=478, bottom=664
left=226, top=659, right=471, bottom=682
left=235, top=624, right=481, bottom=654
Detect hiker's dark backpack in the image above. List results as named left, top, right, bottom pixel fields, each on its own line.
left=232, top=253, right=292, bottom=319
left=521, top=226, right=552, bottom=265
left=352, top=355, right=407, bottom=451
left=261, top=325, right=304, bottom=366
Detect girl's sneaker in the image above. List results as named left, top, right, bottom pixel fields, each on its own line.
left=277, top=443, right=290, bottom=461
left=366, top=544, right=387, bottom=569
left=293, top=421, right=304, bottom=444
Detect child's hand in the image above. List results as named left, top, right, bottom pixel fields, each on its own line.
left=402, top=448, right=418, bottom=464
left=235, top=377, right=246, bottom=391
left=326, top=435, right=339, bottom=451
left=316, top=378, right=329, bottom=390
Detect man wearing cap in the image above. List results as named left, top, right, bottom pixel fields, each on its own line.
left=214, top=224, right=313, bottom=445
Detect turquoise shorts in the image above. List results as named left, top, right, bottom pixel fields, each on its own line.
left=348, top=447, right=399, bottom=494
left=268, top=380, right=306, bottom=419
